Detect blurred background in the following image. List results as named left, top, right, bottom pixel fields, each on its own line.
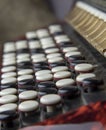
left=0, top=0, right=75, bottom=43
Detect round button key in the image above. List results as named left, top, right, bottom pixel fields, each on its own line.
left=19, top=90, right=37, bottom=100
left=56, top=78, right=75, bottom=88
left=17, top=75, right=33, bottom=82
left=36, top=74, right=53, bottom=82
left=33, top=57, right=47, bottom=63
left=45, top=48, right=59, bottom=54
left=76, top=73, right=96, bottom=84
left=37, top=81, right=56, bottom=89
left=1, top=77, right=17, bottom=84
left=47, top=53, right=61, bottom=59
left=52, top=66, right=68, bottom=73
left=18, top=100, right=39, bottom=112
left=62, top=47, right=78, bottom=53
left=0, top=88, right=17, bottom=96
left=58, top=86, right=80, bottom=98
left=0, top=95, right=18, bottom=104
left=75, top=63, right=94, bottom=73
left=40, top=94, right=61, bottom=105
left=35, top=70, right=51, bottom=76
left=65, top=51, right=81, bottom=58
left=31, top=53, right=45, bottom=59
left=0, top=103, right=17, bottom=113
left=1, top=72, right=16, bottom=79
left=1, top=66, right=16, bottom=73
left=54, top=71, right=71, bottom=80
left=26, top=31, right=37, bottom=39
left=48, top=57, right=64, bottom=63
left=18, top=69, right=33, bottom=75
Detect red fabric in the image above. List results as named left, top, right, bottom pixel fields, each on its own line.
left=20, top=101, right=106, bottom=130
left=36, top=101, right=106, bottom=126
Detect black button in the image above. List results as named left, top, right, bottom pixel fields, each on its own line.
left=58, top=86, right=80, bottom=99
left=38, top=88, right=57, bottom=97
left=37, top=81, right=56, bottom=90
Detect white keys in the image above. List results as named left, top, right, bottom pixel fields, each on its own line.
left=18, top=69, right=33, bottom=75
left=0, top=95, right=18, bottom=104
left=76, top=73, right=96, bottom=82
left=54, top=71, right=71, bottom=79
left=0, top=103, right=17, bottom=112
left=26, top=31, right=37, bottom=39
left=0, top=88, right=17, bottom=96
left=48, top=57, right=64, bottom=63
left=35, top=70, right=51, bottom=76
left=75, top=63, right=94, bottom=72
left=1, top=72, right=17, bottom=79
left=52, top=66, right=68, bottom=73
left=19, top=90, right=37, bottom=100
left=18, top=100, right=39, bottom=112
left=56, top=78, right=75, bottom=88
left=36, top=74, right=53, bottom=81
left=1, top=77, right=17, bottom=84
left=17, top=75, right=33, bottom=82
left=1, top=66, right=16, bottom=73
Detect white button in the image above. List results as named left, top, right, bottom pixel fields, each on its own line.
left=36, top=29, right=49, bottom=38
left=1, top=66, right=16, bottom=73
left=17, top=53, right=30, bottom=59
left=49, top=24, right=62, bottom=30
left=75, top=63, right=93, bottom=72
left=0, top=88, right=17, bottom=96
left=41, top=40, right=54, bottom=46
left=16, top=40, right=27, bottom=46
left=26, top=31, right=37, bottom=39
left=18, top=75, right=33, bottom=81
left=56, top=38, right=70, bottom=43
left=46, top=53, right=61, bottom=59
left=42, top=43, right=56, bottom=49
left=28, top=41, right=41, bottom=49
left=76, top=73, right=96, bottom=82
left=48, top=57, right=63, bottom=63
left=3, top=53, right=16, bottom=59
left=45, top=48, right=59, bottom=54
left=33, top=57, right=47, bottom=63
left=17, top=58, right=30, bottom=63
left=0, top=95, right=18, bottom=104
left=19, top=90, right=37, bottom=100
left=4, top=43, right=16, bottom=52
left=4, top=42, right=15, bottom=47
left=54, top=35, right=68, bottom=40
left=16, top=45, right=27, bottom=49
left=1, top=77, right=17, bottom=84
left=3, top=60, right=16, bottom=66
left=65, top=51, right=81, bottom=57
left=52, top=66, right=68, bottom=73
left=16, top=41, right=28, bottom=49
left=35, top=70, right=51, bottom=76
left=31, top=54, right=45, bottom=59
left=49, top=25, right=62, bottom=33
left=3, top=57, right=16, bottom=62
left=1, top=72, right=16, bottom=79
left=56, top=78, right=75, bottom=88
left=62, top=47, right=78, bottom=53
left=0, top=103, right=17, bottom=112
left=18, top=69, right=33, bottom=75
left=36, top=74, right=53, bottom=81
left=54, top=71, right=71, bottom=79
left=104, top=51, right=106, bottom=57
left=40, top=94, right=61, bottom=105
left=40, top=37, right=53, bottom=44
left=19, top=100, right=39, bottom=112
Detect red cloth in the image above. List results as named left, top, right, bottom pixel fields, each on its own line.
left=20, top=101, right=106, bottom=130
